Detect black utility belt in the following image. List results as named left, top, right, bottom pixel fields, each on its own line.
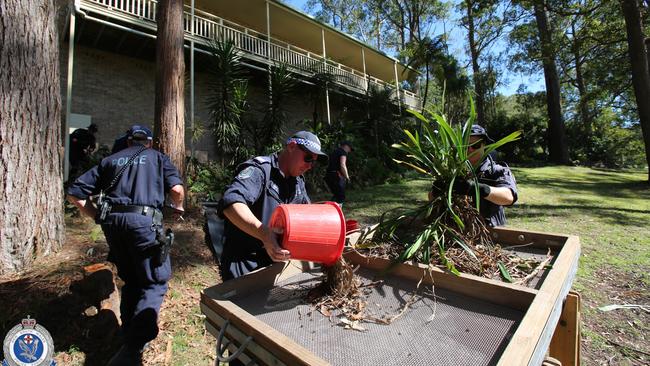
left=110, top=205, right=161, bottom=217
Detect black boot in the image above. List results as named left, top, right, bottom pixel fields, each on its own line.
left=106, top=345, right=143, bottom=366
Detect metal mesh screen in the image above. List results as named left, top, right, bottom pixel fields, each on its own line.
left=230, top=267, right=523, bottom=366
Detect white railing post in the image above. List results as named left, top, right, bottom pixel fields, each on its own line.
left=394, top=60, right=401, bottom=112
left=322, top=28, right=330, bottom=125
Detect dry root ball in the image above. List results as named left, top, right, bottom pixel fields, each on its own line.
left=323, top=257, right=355, bottom=296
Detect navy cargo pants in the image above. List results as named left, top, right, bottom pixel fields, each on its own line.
left=101, top=212, right=171, bottom=350
left=324, top=171, right=346, bottom=203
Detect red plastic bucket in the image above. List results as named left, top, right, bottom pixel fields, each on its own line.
left=269, top=202, right=346, bottom=266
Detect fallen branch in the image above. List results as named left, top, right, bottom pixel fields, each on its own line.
left=515, top=248, right=552, bottom=286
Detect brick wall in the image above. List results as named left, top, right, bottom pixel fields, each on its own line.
left=59, top=42, right=345, bottom=161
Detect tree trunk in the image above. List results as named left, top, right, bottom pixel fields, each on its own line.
left=534, top=0, right=570, bottom=164
left=0, top=0, right=64, bottom=273
left=621, top=0, right=650, bottom=183
left=571, top=21, right=591, bottom=138
left=466, top=1, right=485, bottom=126
left=154, top=0, right=185, bottom=177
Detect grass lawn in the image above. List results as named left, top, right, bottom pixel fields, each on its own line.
left=342, top=165, right=650, bottom=365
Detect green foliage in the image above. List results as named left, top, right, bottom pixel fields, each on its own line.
left=206, top=38, right=249, bottom=163
left=185, top=161, right=233, bottom=203
left=244, top=63, right=297, bottom=155
left=568, top=110, right=647, bottom=168
left=375, top=96, right=521, bottom=267
left=89, top=225, right=103, bottom=242
left=485, top=92, right=548, bottom=163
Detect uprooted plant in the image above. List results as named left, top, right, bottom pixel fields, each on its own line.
left=367, top=96, right=527, bottom=280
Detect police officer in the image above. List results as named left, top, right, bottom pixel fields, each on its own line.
left=111, top=128, right=131, bottom=154
left=451, top=124, right=518, bottom=227
left=69, top=123, right=99, bottom=180
left=324, top=141, right=352, bottom=205
left=217, top=131, right=328, bottom=281
left=67, top=125, right=185, bottom=365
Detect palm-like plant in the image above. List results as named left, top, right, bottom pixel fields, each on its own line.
left=374, top=96, right=521, bottom=275
left=245, top=63, right=297, bottom=155
left=205, top=38, right=248, bottom=166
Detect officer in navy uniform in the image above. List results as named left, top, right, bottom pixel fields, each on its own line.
left=111, top=128, right=130, bottom=154
left=67, top=125, right=185, bottom=365
left=217, top=131, right=328, bottom=281
left=324, top=141, right=352, bottom=205
left=448, top=124, right=518, bottom=227
left=68, top=123, right=99, bottom=181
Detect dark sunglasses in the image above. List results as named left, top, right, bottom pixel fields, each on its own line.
left=468, top=140, right=484, bottom=150
left=298, top=145, right=317, bottom=164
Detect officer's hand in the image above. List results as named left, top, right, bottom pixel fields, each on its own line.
left=261, top=226, right=290, bottom=262
left=453, top=179, right=491, bottom=198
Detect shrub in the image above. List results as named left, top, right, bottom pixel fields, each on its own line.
left=185, top=160, right=233, bottom=204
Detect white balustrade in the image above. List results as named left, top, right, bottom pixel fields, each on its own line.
left=84, top=0, right=420, bottom=108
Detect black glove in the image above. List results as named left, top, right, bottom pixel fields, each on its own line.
left=453, top=179, right=491, bottom=198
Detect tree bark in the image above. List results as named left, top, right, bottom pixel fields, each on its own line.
left=571, top=21, right=592, bottom=138
left=534, top=0, right=570, bottom=164
left=621, top=0, right=650, bottom=183
left=154, top=0, right=185, bottom=177
left=466, top=0, right=485, bottom=126
left=0, top=0, right=64, bottom=273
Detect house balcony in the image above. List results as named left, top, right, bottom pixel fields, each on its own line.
left=77, top=0, right=421, bottom=110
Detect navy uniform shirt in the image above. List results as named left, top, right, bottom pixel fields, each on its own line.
left=67, top=145, right=183, bottom=209
left=326, top=147, right=347, bottom=173
left=475, top=155, right=518, bottom=227
left=219, top=153, right=310, bottom=261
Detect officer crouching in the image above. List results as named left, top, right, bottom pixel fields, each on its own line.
left=67, top=125, right=185, bottom=366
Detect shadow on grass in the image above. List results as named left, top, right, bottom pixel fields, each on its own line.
left=510, top=203, right=650, bottom=227
left=514, top=171, right=650, bottom=200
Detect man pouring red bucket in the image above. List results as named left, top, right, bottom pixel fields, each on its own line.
left=212, top=131, right=353, bottom=281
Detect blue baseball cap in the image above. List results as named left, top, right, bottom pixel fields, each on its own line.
left=287, top=131, right=329, bottom=163
left=128, top=125, right=153, bottom=141
left=470, top=125, right=493, bottom=143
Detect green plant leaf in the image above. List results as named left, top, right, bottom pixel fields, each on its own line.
left=497, top=261, right=513, bottom=283
left=438, top=242, right=460, bottom=276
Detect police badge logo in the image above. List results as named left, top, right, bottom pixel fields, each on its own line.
left=237, top=166, right=255, bottom=180
left=2, top=316, right=56, bottom=366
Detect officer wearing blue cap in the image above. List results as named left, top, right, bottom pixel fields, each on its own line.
left=325, top=141, right=353, bottom=205
left=67, top=125, right=185, bottom=365
left=450, top=124, right=518, bottom=226
left=217, top=131, right=328, bottom=280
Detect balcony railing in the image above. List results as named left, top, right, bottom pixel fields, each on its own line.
left=80, top=0, right=421, bottom=109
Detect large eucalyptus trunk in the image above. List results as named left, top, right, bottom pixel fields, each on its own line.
left=466, top=0, right=485, bottom=126
left=0, top=0, right=64, bottom=273
left=571, top=21, right=591, bottom=138
left=154, top=0, right=185, bottom=177
left=620, top=0, right=650, bottom=183
left=533, top=0, right=570, bottom=165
